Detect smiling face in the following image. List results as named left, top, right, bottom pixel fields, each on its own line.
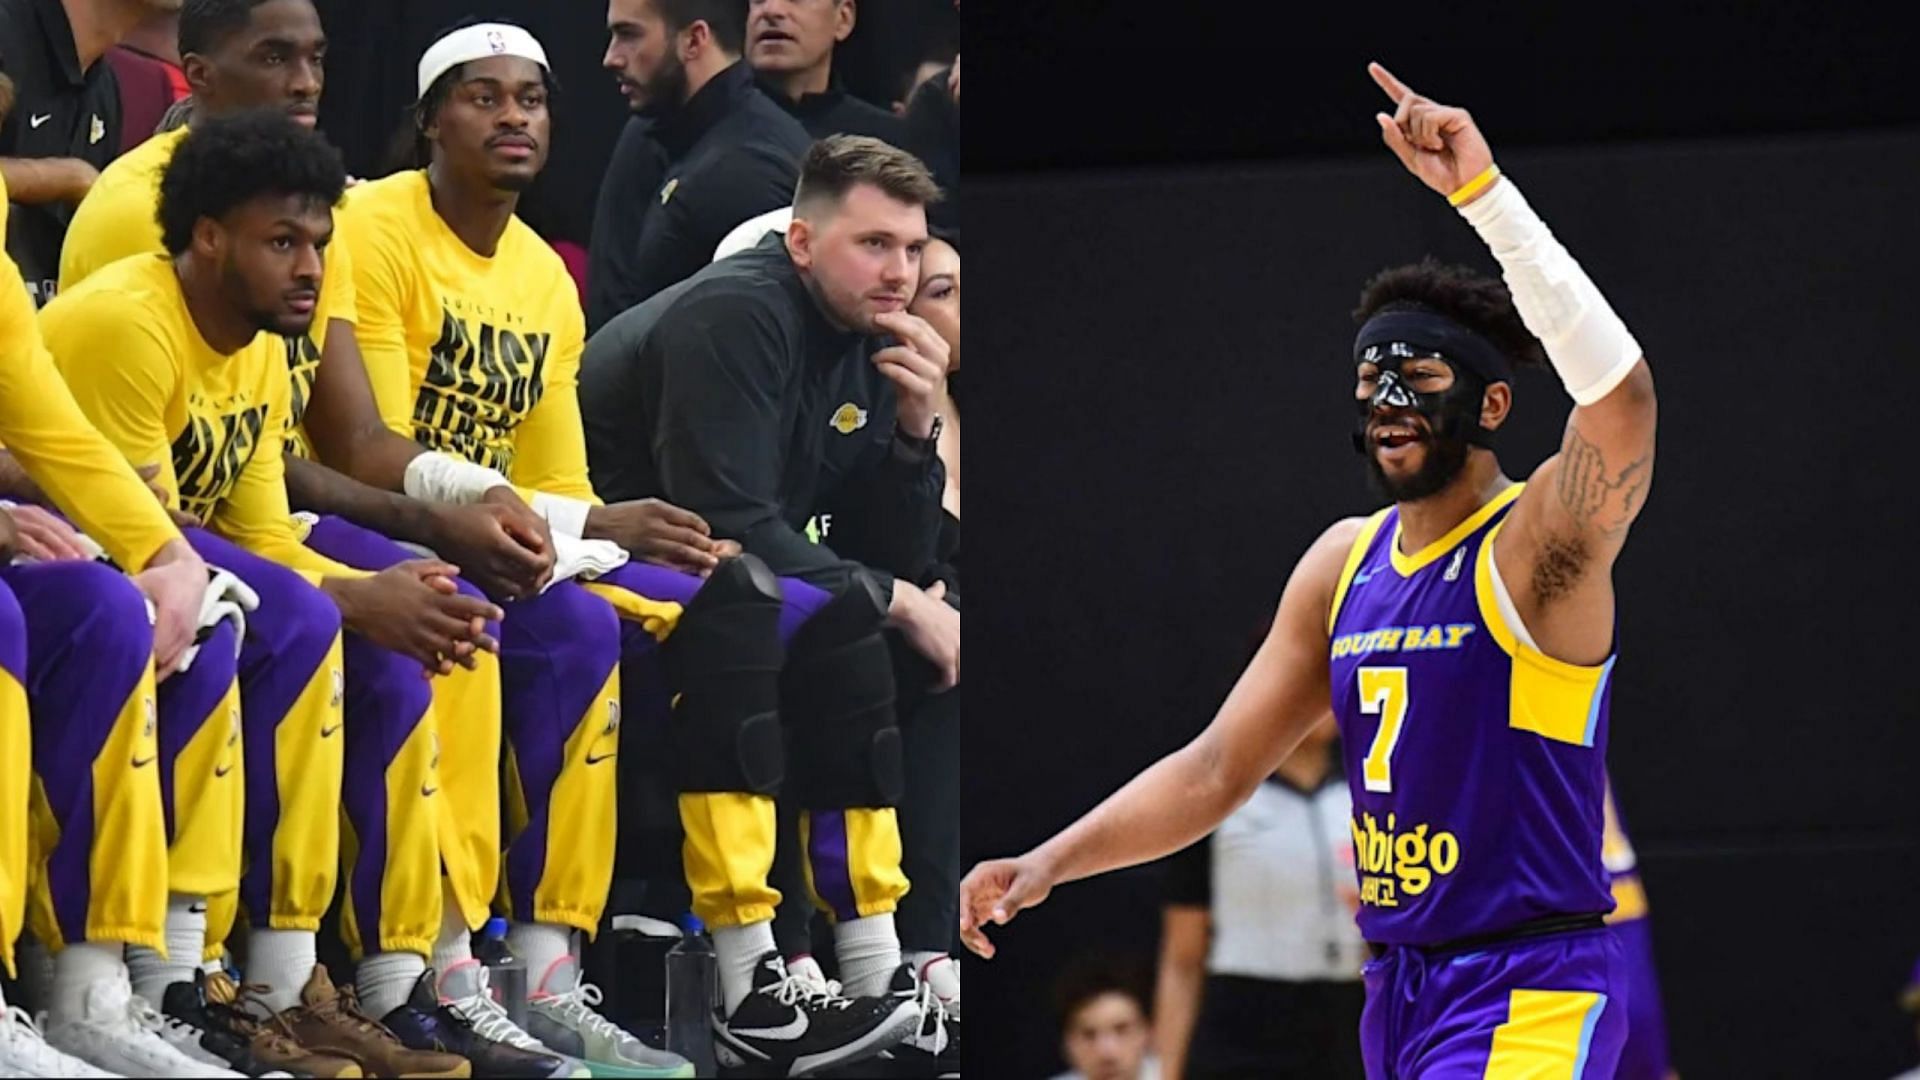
left=1355, top=352, right=1507, bottom=502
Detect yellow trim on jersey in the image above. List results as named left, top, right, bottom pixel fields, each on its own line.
left=1387, top=482, right=1522, bottom=577
left=1485, top=988, right=1609, bottom=1078
left=1327, top=509, right=1393, bottom=634
left=1605, top=873, right=1649, bottom=924
left=1474, top=521, right=1612, bottom=748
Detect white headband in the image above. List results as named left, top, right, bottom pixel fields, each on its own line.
left=417, top=23, right=551, bottom=101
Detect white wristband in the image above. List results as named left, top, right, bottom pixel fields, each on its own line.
left=402, top=451, right=512, bottom=505
left=1457, top=174, right=1642, bottom=406
left=529, top=491, right=592, bottom=539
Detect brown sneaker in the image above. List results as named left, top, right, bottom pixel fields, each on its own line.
left=197, top=970, right=366, bottom=1078
left=278, top=964, right=471, bottom=1078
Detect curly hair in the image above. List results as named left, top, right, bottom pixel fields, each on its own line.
left=1353, top=258, right=1548, bottom=371
left=158, top=108, right=345, bottom=256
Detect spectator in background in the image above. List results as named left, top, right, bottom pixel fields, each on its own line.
left=104, top=3, right=182, bottom=150
left=910, top=231, right=958, bottom=519
left=1153, top=716, right=1364, bottom=1080
left=1894, top=956, right=1920, bottom=1080
left=586, top=0, right=808, bottom=332
left=747, top=0, right=904, bottom=143
left=898, top=6, right=955, bottom=238
left=1603, top=781, right=1680, bottom=1080
left=0, top=0, right=169, bottom=304
left=1052, top=955, right=1161, bottom=1080
left=893, top=49, right=951, bottom=116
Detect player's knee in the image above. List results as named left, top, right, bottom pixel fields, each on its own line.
left=37, top=562, right=155, bottom=673
left=666, top=554, right=786, bottom=796
left=342, top=633, right=433, bottom=723
left=0, top=580, right=27, bottom=675
left=244, top=564, right=344, bottom=664
left=509, top=580, right=621, bottom=686
left=783, top=570, right=903, bottom=809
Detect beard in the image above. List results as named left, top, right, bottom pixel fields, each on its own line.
left=1363, top=432, right=1472, bottom=503
left=632, top=52, right=690, bottom=117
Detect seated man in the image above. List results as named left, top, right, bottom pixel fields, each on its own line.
left=40, top=109, right=495, bottom=1079
left=581, top=134, right=961, bottom=1074
left=0, top=169, right=235, bottom=1077
left=343, top=20, right=917, bottom=1076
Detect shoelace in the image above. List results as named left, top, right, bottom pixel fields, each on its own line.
left=541, top=980, right=636, bottom=1043
left=4, top=1006, right=68, bottom=1067
left=770, top=974, right=854, bottom=1012
left=328, top=985, right=405, bottom=1043
left=914, top=980, right=951, bottom=1040
left=212, top=983, right=307, bottom=1052
left=446, top=969, right=546, bottom=1052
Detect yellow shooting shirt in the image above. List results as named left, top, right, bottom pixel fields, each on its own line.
left=339, top=170, right=595, bottom=501
left=39, top=253, right=360, bottom=580
left=59, top=125, right=354, bottom=455
left=0, top=181, right=182, bottom=572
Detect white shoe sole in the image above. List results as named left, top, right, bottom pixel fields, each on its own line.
left=788, top=1000, right=920, bottom=1078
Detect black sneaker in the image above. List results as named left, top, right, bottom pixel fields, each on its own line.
left=872, top=965, right=959, bottom=1078
left=711, top=952, right=917, bottom=1077
left=381, top=968, right=583, bottom=1079
left=160, top=976, right=306, bottom=1077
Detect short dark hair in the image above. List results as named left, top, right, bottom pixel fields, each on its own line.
left=158, top=108, right=345, bottom=255
left=1050, top=953, right=1152, bottom=1032
left=794, top=134, right=942, bottom=213
left=1353, top=258, right=1548, bottom=372
left=657, top=0, right=747, bottom=55
left=179, top=0, right=288, bottom=56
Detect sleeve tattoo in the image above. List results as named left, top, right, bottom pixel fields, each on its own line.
left=1554, top=426, right=1651, bottom=538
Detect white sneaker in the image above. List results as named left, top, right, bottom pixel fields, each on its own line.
left=0, top=1007, right=121, bottom=1077
left=43, top=978, right=243, bottom=1077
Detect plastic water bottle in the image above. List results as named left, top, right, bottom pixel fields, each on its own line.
left=476, top=917, right=530, bottom=1030
left=664, top=914, right=717, bottom=1076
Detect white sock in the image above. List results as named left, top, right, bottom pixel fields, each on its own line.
left=48, top=941, right=127, bottom=1026
left=432, top=881, right=474, bottom=982
left=246, top=929, right=317, bottom=1014
left=712, top=920, right=777, bottom=1015
left=833, top=913, right=901, bottom=998
left=508, top=922, right=573, bottom=995
left=904, top=950, right=947, bottom=980
left=129, top=893, right=208, bottom=1005
left=355, top=951, right=427, bottom=1020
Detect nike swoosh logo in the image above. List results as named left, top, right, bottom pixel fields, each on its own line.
left=585, top=751, right=616, bottom=765
left=214, top=764, right=234, bottom=777
left=735, top=1012, right=809, bottom=1040
left=421, top=785, right=438, bottom=797
left=320, top=723, right=342, bottom=738
left=29, top=114, right=50, bottom=128
left=131, top=754, right=157, bottom=767
left=188, top=902, right=208, bottom=914
left=1353, top=569, right=1375, bottom=585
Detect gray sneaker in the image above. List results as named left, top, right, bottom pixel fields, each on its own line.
left=525, top=957, right=693, bottom=1078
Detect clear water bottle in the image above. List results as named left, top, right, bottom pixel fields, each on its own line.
left=476, top=916, right=529, bottom=1030
left=664, top=914, right=716, bottom=1076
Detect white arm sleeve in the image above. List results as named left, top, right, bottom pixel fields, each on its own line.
left=1457, top=175, right=1643, bottom=406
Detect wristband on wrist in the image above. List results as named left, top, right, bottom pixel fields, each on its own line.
left=1447, top=163, right=1501, bottom=207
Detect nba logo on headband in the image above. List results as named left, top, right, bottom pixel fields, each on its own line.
left=487, top=30, right=506, bottom=53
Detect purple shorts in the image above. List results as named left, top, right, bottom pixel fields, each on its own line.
left=1361, top=926, right=1627, bottom=1079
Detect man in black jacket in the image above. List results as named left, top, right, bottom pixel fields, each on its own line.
left=747, top=0, right=904, bottom=143
left=587, top=0, right=808, bottom=332
left=581, top=134, right=959, bottom=1072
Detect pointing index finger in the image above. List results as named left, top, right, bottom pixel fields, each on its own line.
left=1368, top=61, right=1414, bottom=105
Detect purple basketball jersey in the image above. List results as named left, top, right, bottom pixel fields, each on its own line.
left=1327, top=484, right=1615, bottom=946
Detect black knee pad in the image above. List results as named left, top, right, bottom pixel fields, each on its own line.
left=784, top=570, right=905, bottom=809
left=663, top=554, right=786, bottom=795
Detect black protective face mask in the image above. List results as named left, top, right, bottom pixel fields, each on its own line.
left=1352, top=350, right=1494, bottom=502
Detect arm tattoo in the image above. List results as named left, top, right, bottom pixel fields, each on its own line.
left=1554, top=426, right=1651, bottom=539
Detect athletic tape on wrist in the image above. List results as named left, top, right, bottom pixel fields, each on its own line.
left=402, top=452, right=512, bottom=505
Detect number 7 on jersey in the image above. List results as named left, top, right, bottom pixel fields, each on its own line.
left=1358, top=667, right=1409, bottom=793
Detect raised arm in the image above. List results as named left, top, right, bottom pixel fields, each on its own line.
left=958, top=516, right=1362, bottom=958
left=1369, top=62, right=1655, bottom=662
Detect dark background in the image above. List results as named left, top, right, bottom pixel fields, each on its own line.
left=968, top=8, right=1920, bottom=1078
